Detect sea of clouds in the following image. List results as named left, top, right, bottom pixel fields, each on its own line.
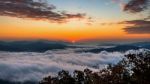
left=0, top=48, right=147, bottom=83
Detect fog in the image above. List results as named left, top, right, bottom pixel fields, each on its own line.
left=0, top=48, right=147, bottom=82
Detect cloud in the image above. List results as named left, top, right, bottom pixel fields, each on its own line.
left=0, top=46, right=148, bottom=83
left=99, top=22, right=120, bottom=26
left=0, top=0, right=85, bottom=23
left=98, top=21, right=126, bottom=26
left=122, top=20, right=150, bottom=34
left=112, top=0, right=150, bottom=20
left=123, top=0, right=149, bottom=13
left=144, top=15, right=150, bottom=20
left=0, top=49, right=125, bottom=82
left=119, top=0, right=150, bottom=34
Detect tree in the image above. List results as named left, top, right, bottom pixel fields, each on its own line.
left=40, top=50, right=150, bottom=84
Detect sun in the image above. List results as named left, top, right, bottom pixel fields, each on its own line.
left=71, top=40, right=76, bottom=44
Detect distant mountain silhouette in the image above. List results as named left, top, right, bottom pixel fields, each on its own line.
left=0, top=79, right=36, bottom=84
left=79, top=45, right=140, bottom=53
left=0, top=40, right=69, bottom=52
left=0, top=41, right=149, bottom=52
left=130, top=42, right=150, bottom=49
left=78, top=42, right=150, bottom=53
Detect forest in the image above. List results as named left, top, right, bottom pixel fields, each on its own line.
left=40, top=50, right=150, bottom=84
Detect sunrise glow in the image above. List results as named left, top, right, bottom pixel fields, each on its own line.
left=0, top=0, right=149, bottom=42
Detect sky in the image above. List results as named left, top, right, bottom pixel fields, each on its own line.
left=0, top=0, right=150, bottom=42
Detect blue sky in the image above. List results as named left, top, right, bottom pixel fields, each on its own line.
left=47, top=0, right=141, bottom=21
left=48, top=0, right=120, bottom=17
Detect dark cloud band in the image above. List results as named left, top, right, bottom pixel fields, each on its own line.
left=123, top=20, right=150, bottom=34
left=0, top=0, right=85, bottom=23
left=123, top=0, right=149, bottom=13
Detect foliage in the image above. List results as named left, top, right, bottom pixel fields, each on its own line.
left=40, top=51, right=150, bottom=84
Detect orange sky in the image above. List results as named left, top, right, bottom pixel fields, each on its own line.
left=0, top=16, right=149, bottom=42
left=0, top=0, right=150, bottom=42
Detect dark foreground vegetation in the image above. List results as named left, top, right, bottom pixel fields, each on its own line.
left=40, top=50, right=150, bottom=84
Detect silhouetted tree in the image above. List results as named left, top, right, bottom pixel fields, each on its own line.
left=40, top=50, right=150, bottom=84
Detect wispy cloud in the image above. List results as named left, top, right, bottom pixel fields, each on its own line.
left=122, top=20, right=150, bottom=34
left=99, top=19, right=150, bottom=34
left=0, top=0, right=86, bottom=23
left=99, top=22, right=121, bottom=26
